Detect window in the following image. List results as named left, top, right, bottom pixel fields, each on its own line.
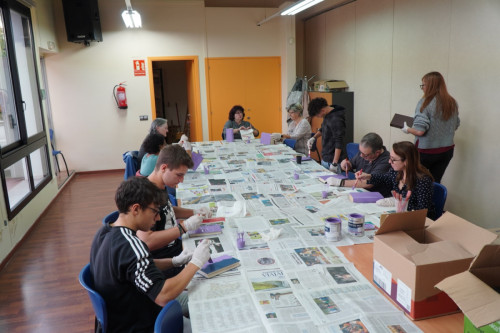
left=0, top=0, right=51, bottom=219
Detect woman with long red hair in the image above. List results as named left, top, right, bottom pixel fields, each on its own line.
left=402, top=71, right=460, bottom=183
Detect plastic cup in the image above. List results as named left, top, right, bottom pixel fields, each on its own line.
left=293, top=171, right=299, bottom=180
left=296, top=155, right=302, bottom=164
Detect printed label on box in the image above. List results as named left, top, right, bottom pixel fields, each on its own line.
left=396, top=279, right=412, bottom=312
left=373, top=259, right=392, bottom=295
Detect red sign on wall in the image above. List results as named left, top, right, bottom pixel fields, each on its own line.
left=133, top=60, right=146, bottom=76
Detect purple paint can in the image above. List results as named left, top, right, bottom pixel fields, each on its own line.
left=325, top=217, right=342, bottom=241
left=348, top=213, right=365, bottom=237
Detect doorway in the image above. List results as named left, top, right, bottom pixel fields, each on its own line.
left=148, top=56, right=202, bottom=142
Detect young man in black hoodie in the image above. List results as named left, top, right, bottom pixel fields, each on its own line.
left=307, top=97, right=346, bottom=173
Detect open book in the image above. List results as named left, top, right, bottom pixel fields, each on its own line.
left=199, top=255, right=240, bottom=278
left=318, top=174, right=348, bottom=184
left=349, top=191, right=383, bottom=203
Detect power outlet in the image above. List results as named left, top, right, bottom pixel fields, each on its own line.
left=139, top=115, right=149, bottom=121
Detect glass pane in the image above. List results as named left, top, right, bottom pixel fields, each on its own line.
left=30, top=145, right=49, bottom=187
left=10, top=9, right=43, bottom=138
left=5, top=157, right=31, bottom=210
left=0, top=9, right=21, bottom=147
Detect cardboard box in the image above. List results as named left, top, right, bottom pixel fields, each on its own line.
left=313, top=80, right=348, bottom=92
left=373, top=210, right=497, bottom=320
left=436, top=244, right=500, bottom=332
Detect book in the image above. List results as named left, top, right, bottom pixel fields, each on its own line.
left=318, top=174, right=348, bottom=183
left=348, top=191, right=383, bottom=203
left=260, top=132, right=271, bottom=145
left=188, top=224, right=222, bottom=237
left=390, top=113, right=414, bottom=129
left=199, top=255, right=241, bottom=278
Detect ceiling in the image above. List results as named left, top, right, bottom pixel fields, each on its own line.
left=204, top=0, right=295, bottom=8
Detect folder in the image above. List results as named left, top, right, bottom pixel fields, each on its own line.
left=390, top=113, right=414, bottom=129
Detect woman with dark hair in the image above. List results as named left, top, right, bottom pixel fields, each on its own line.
left=402, top=71, right=460, bottom=183
left=355, top=141, right=434, bottom=217
left=138, top=118, right=169, bottom=168
left=139, top=133, right=166, bottom=176
left=222, top=105, right=259, bottom=139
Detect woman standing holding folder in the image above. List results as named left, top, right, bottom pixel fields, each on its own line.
left=401, top=71, right=460, bottom=183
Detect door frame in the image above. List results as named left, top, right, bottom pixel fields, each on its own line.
left=147, top=56, right=202, bottom=142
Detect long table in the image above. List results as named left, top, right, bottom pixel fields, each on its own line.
left=179, top=140, right=463, bottom=333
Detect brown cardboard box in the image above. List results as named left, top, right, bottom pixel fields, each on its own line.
left=373, top=210, right=497, bottom=320
left=313, top=80, right=348, bottom=92
left=436, top=244, right=500, bottom=332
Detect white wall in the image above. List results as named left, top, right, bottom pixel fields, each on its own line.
left=303, top=0, right=500, bottom=228
left=45, top=0, right=295, bottom=172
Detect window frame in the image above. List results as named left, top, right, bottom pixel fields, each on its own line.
left=0, top=0, right=52, bottom=220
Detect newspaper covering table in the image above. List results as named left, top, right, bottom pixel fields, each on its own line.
left=179, top=139, right=421, bottom=333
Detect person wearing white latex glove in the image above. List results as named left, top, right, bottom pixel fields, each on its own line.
left=401, top=121, right=409, bottom=134
left=178, top=134, right=192, bottom=151
left=329, top=163, right=339, bottom=174
left=307, top=136, right=316, bottom=150
left=182, top=214, right=203, bottom=231
left=190, top=239, right=212, bottom=269
left=376, top=197, right=396, bottom=207
left=326, top=176, right=343, bottom=187
left=172, top=248, right=193, bottom=267
left=194, top=207, right=212, bottom=218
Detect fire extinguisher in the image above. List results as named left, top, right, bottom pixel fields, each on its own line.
left=113, top=82, right=128, bottom=109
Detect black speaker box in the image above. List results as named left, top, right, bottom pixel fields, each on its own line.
left=62, top=0, right=103, bottom=44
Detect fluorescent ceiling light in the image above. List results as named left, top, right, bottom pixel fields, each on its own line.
left=122, top=0, right=142, bottom=28
left=281, top=0, right=324, bottom=16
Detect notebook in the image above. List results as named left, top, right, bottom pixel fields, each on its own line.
left=390, top=113, right=414, bottom=129
left=199, top=255, right=241, bottom=278
left=348, top=191, right=383, bottom=203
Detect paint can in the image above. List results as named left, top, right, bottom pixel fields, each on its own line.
left=348, top=213, right=365, bottom=237
left=325, top=217, right=342, bottom=242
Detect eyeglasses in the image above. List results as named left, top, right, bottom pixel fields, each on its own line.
left=389, top=157, right=403, bottom=163
left=146, top=206, right=160, bottom=218
left=359, top=151, right=374, bottom=158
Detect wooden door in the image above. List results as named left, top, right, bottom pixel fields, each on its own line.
left=206, top=57, right=281, bottom=141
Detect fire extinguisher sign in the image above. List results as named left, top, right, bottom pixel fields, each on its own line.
left=133, top=60, right=146, bottom=76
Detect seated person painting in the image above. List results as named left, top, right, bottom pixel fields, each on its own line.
left=281, top=103, right=311, bottom=155
left=90, top=176, right=211, bottom=333
left=139, top=133, right=166, bottom=176
left=222, top=105, right=259, bottom=139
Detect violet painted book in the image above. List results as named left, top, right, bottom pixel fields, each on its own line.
left=260, top=132, right=271, bottom=145
left=225, top=128, right=234, bottom=142
left=191, top=151, right=203, bottom=171
left=199, top=255, right=241, bottom=278
left=348, top=191, right=383, bottom=203
left=318, top=174, right=348, bottom=183
left=188, top=224, right=222, bottom=237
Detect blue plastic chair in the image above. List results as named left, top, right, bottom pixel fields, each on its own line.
left=122, top=151, right=139, bottom=180
left=79, top=263, right=107, bottom=333
left=154, top=300, right=183, bottom=333
left=432, top=182, right=447, bottom=220
left=103, top=210, right=119, bottom=225
left=346, top=142, right=359, bottom=160
left=50, top=129, right=70, bottom=177
left=283, top=138, right=297, bottom=149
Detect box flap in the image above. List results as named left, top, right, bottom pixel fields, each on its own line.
left=436, top=271, right=500, bottom=327
left=428, top=212, right=498, bottom=255
left=408, top=240, right=474, bottom=265
left=376, top=209, right=427, bottom=235
left=469, top=244, right=500, bottom=271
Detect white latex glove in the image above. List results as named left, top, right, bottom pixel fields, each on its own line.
left=194, top=207, right=212, bottom=218
left=329, top=163, right=338, bottom=174
left=190, top=239, right=211, bottom=269
left=402, top=121, right=409, bottom=134
left=183, top=214, right=203, bottom=231
left=178, top=134, right=189, bottom=144
left=326, top=177, right=342, bottom=186
left=376, top=197, right=396, bottom=207
left=182, top=141, right=192, bottom=151
left=307, top=137, right=316, bottom=150
left=172, top=248, right=193, bottom=267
